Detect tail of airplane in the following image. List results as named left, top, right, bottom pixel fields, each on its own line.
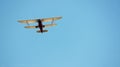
left=36, top=30, right=48, bottom=33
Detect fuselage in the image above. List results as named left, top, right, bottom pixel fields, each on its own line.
left=37, top=19, right=43, bottom=33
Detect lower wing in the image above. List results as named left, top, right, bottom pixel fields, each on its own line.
left=24, top=24, right=57, bottom=29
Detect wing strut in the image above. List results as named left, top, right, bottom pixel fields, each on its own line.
left=26, top=21, right=30, bottom=26
left=51, top=18, right=55, bottom=24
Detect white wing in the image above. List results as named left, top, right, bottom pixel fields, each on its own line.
left=18, top=16, right=62, bottom=24
left=44, top=24, right=57, bottom=28
left=24, top=26, right=36, bottom=28
left=18, top=19, right=38, bottom=24
left=41, top=16, right=62, bottom=22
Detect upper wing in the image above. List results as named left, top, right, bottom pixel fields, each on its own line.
left=41, top=16, right=62, bottom=22
left=18, top=16, right=62, bottom=24
left=18, top=19, right=38, bottom=24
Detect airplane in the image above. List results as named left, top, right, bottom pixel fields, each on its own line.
left=18, top=16, right=62, bottom=33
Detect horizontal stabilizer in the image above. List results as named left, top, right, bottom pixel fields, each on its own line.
left=36, top=30, right=48, bottom=33
left=44, top=24, right=57, bottom=28
left=24, top=26, right=36, bottom=28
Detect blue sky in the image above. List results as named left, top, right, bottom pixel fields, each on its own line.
left=0, top=0, right=120, bottom=67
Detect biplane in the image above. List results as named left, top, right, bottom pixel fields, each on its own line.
left=18, top=16, right=62, bottom=33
